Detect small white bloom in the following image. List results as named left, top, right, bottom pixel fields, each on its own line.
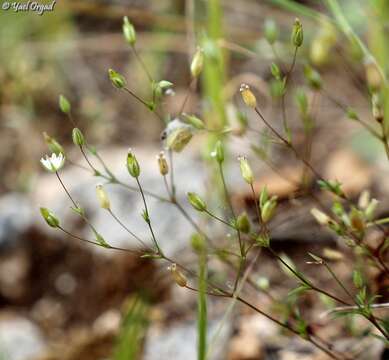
left=40, top=153, right=65, bottom=172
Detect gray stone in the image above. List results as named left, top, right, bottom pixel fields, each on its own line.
left=0, top=314, right=46, bottom=360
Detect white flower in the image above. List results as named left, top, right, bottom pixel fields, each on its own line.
left=40, top=153, right=65, bottom=172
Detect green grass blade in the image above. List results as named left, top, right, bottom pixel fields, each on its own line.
left=197, top=253, right=208, bottom=360
left=113, top=295, right=149, bottom=360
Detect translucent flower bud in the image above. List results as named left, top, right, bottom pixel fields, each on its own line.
left=358, top=190, right=370, bottom=210
left=365, top=59, right=383, bottom=91
left=238, top=156, right=254, bottom=184
left=264, top=19, right=278, bottom=45
left=291, top=18, right=303, bottom=47
left=157, top=151, right=169, bottom=176
left=96, top=184, right=111, bottom=210
left=108, top=69, right=126, bottom=89
left=168, top=263, right=187, bottom=287
left=182, top=113, right=205, bottom=130
left=311, top=208, right=330, bottom=226
left=323, top=248, right=344, bottom=261
left=59, top=94, right=71, bottom=114
left=211, top=140, right=224, bottom=164
left=122, top=16, right=136, bottom=45
left=190, top=47, right=204, bottom=78
left=40, top=207, right=60, bottom=228
left=72, top=128, right=85, bottom=146
left=187, top=192, right=207, bottom=212
left=127, top=149, right=140, bottom=178
left=261, top=197, right=277, bottom=223
left=240, top=84, right=257, bottom=108
left=43, top=132, right=65, bottom=155
left=236, top=212, right=250, bottom=233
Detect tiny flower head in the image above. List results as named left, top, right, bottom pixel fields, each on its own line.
left=40, top=153, right=65, bottom=172
left=291, top=18, right=303, bottom=47
left=240, top=84, right=257, bottom=108
left=96, top=184, right=111, bottom=210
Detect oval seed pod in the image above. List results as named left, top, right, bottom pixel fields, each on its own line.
left=168, top=263, right=187, bottom=287
left=96, top=184, right=111, bottom=210
left=190, top=47, right=204, bottom=78
left=238, top=156, right=254, bottom=184
left=240, top=84, right=257, bottom=108
left=165, top=119, right=193, bottom=152
left=157, top=151, right=169, bottom=176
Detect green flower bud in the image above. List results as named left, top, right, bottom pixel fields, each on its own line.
left=182, top=113, right=205, bottom=130
left=40, top=207, right=60, bottom=228
left=256, top=234, right=270, bottom=248
left=158, top=80, right=174, bottom=90
left=291, top=18, right=303, bottom=47
left=108, top=69, right=126, bottom=89
left=190, top=47, right=204, bottom=78
left=264, top=19, right=278, bottom=45
left=304, top=66, right=322, bottom=90
left=59, top=94, right=71, bottom=114
left=72, top=128, right=85, bottom=147
left=365, top=58, right=383, bottom=91
left=238, top=156, right=254, bottom=184
left=191, top=233, right=206, bottom=253
left=259, top=186, right=268, bottom=209
left=346, top=107, right=358, bottom=121
left=352, top=270, right=363, bottom=289
left=270, top=63, right=281, bottom=79
left=236, top=212, right=250, bottom=233
left=122, top=16, right=136, bottom=45
left=43, top=132, right=65, bottom=155
left=365, top=199, right=379, bottom=220
left=127, top=149, right=140, bottom=178
left=187, top=192, right=207, bottom=212
left=261, top=197, right=278, bottom=223
left=212, top=140, right=224, bottom=164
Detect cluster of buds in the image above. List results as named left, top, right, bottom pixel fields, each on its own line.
left=239, top=84, right=257, bottom=108
left=238, top=156, right=254, bottom=184
left=168, top=263, right=187, bottom=287
left=157, top=151, right=169, bottom=176
left=190, top=47, right=204, bottom=78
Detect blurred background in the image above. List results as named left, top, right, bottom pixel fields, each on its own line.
left=1, top=0, right=389, bottom=359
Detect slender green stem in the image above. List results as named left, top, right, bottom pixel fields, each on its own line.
left=55, top=171, right=78, bottom=209
left=131, top=45, right=153, bottom=83
left=135, top=177, right=163, bottom=255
